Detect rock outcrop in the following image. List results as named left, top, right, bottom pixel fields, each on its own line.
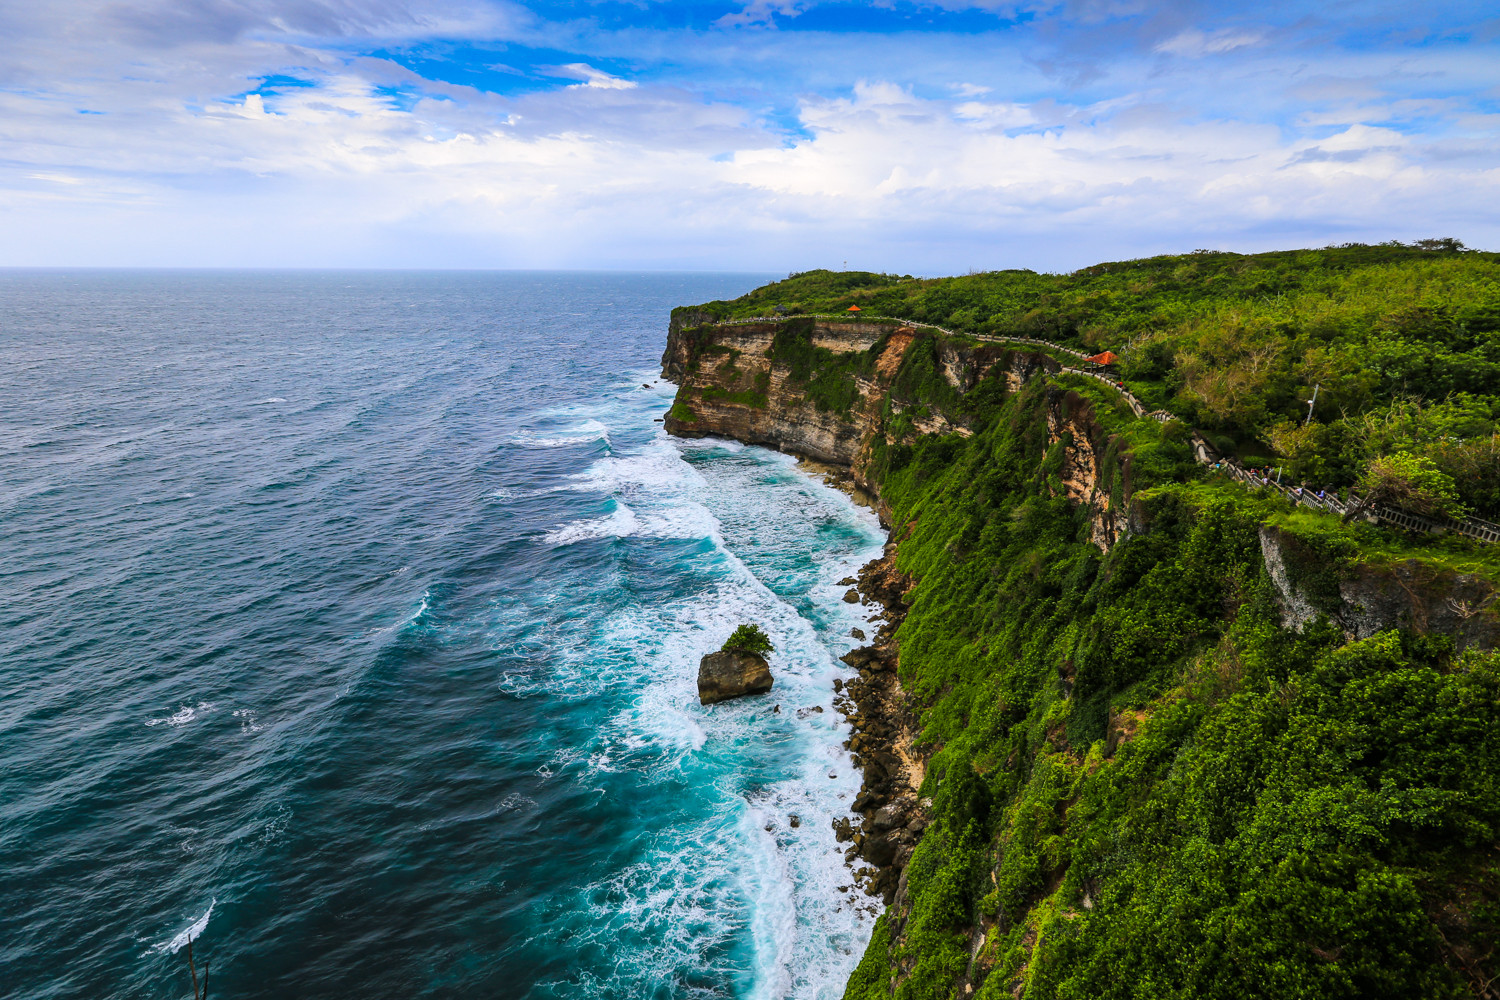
left=1260, top=524, right=1498, bottom=651
left=659, top=316, right=1063, bottom=478
left=828, top=542, right=928, bottom=906
left=1043, top=387, right=1129, bottom=552
left=697, top=650, right=774, bottom=704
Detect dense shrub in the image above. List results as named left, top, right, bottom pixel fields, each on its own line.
left=722, top=624, right=774, bottom=655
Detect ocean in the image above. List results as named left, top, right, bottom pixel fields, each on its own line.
left=0, top=271, right=886, bottom=999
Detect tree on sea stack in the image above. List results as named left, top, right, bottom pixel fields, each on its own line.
left=698, top=623, right=775, bottom=705
left=722, top=623, right=773, bottom=656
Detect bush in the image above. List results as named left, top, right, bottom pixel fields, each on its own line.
left=722, top=624, right=773, bottom=655
left=1347, top=450, right=1468, bottom=521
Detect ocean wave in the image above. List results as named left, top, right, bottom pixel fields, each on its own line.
left=510, top=418, right=612, bottom=450
left=543, top=499, right=718, bottom=547
left=153, top=899, right=214, bottom=955
left=145, top=701, right=216, bottom=728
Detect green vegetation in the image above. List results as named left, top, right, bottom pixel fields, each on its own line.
left=850, top=400, right=1500, bottom=1000
left=723, top=623, right=774, bottom=656
left=673, top=242, right=1500, bottom=1000
left=681, top=242, right=1500, bottom=519
left=768, top=321, right=884, bottom=414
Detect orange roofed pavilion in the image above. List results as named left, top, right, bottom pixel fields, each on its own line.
left=846, top=305, right=862, bottom=312
left=1085, top=351, right=1118, bottom=365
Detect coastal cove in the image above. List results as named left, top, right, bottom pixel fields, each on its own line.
left=2, top=270, right=889, bottom=1000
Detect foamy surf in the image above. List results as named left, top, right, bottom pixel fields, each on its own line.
left=155, top=899, right=214, bottom=954
left=145, top=701, right=216, bottom=727
left=509, top=417, right=612, bottom=450
left=504, top=378, right=885, bottom=998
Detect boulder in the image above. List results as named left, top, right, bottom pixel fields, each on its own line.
left=873, top=802, right=906, bottom=831
left=864, top=833, right=898, bottom=867
left=697, top=649, right=773, bottom=704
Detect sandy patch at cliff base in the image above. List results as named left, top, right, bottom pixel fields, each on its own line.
left=796, top=457, right=878, bottom=510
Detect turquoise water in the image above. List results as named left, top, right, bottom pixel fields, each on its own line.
left=0, top=271, right=885, bottom=999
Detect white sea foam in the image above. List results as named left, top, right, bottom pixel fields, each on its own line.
left=502, top=376, right=885, bottom=997
left=543, top=499, right=641, bottom=546
left=510, top=418, right=611, bottom=449
left=145, top=701, right=216, bottom=727
left=231, top=708, right=263, bottom=733
left=250, top=397, right=286, bottom=404
left=154, top=899, right=214, bottom=954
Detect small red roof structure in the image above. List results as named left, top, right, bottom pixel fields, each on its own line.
left=846, top=305, right=862, bottom=312
left=1085, top=351, right=1118, bottom=365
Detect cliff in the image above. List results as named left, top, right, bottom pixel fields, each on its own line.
left=660, top=315, right=1070, bottom=510
left=1260, top=523, right=1499, bottom=651
left=662, top=263, right=1500, bottom=1000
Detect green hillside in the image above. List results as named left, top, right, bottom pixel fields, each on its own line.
left=680, top=241, right=1500, bottom=520
left=675, top=240, right=1500, bottom=999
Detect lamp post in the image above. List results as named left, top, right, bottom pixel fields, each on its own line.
left=1304, top=384, right=1321, bottom=426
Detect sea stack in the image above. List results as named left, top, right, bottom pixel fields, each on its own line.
left=697, top=650, right=773, bottom=704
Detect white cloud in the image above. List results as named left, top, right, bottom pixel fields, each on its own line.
left=4, top=66, right=1496, bottom=272
left=714, top=0, right=808, bottom=29
left=546, top=63, right=639, bottom=90
left=0, top=1, right=1498, bottom=270
left=1155, top=27, right=1266, bottom=58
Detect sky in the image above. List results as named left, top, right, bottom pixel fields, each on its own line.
left=2, top=0, right=1498, bottom=272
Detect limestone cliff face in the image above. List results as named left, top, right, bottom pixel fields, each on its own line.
left=1260, top=524, right=1499, bottom=651
left=659, top=316, right=1061, bottom=477
left=660, top=320, right=875, bottom=464
left=1043, top=388, right=1129, bottom=552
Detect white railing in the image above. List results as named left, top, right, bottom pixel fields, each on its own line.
left=1060, top=367, right=1145, bottom=417
left=697, top=312, right=1091, bottom=358
left=1210, top=457, right=1500, bottom=545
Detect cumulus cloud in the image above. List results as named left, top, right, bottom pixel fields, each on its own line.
left=1, top=0, right=1498, bottom=269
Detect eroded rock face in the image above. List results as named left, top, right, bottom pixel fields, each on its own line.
left=1260, top=524, right=1499, bottom=651
left=697, top=650, right=774, bottom=704
left=1044, top=387, right=1126, bottom=552
left=659, top=318, right=1061, bottom=481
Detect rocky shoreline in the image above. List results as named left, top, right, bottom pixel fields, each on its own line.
left=831, top=540, right=931, bottom=912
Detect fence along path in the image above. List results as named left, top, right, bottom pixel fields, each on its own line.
left=710, top=313, right=1151, bottom=413
left=1212, top=457, right=1500, bottom=545
left=701, top=314, right=1498, bottom=544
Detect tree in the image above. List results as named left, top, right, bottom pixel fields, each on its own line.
left=722, top=624, right=774, bottom=656
left=1343, top=451, right=1468, bottom=522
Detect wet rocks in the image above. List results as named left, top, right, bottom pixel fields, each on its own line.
left=829, top=545, right=930, bottom=907
left=697, top=650, right=773, bottom=704
left=841, top=644, right=898, bottom=676
left=873, top=802, right=906, bottom=831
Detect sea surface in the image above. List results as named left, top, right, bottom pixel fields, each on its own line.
left=0, top=271, right=887, bottom=999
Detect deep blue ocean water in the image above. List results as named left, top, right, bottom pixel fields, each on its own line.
left=0, top=271, right=887, bottom=999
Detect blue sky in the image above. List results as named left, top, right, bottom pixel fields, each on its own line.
left=1, top=0, right=1498, bottom=271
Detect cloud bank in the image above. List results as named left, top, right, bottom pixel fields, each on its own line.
left=2, top=0, right=1498, bottom=271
